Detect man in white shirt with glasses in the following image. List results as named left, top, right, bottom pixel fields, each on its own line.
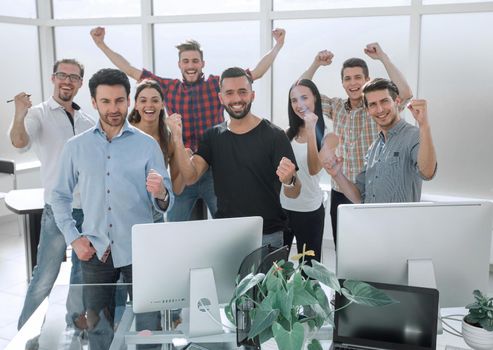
left=9, top=58, right=95, bottom=331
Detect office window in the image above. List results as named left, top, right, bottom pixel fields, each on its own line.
left=0, top=0, right=36, bottom=17
left=419, top=12, right=493, bottom=199
left=273, top=0, right=409, bottom=11
left=0, top=24, right=41, bottom=163
left=153, top=0, right=259, bottom=15
left=272, top=16, right=410, bottom=129
left=52, top=0, right=140, bottom=19
left=55, top=25, right=142, bottom=115
left=154, top=21, right=268, bottom=118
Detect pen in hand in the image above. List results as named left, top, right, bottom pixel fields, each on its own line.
left=7, top=94, right=31, bottom=103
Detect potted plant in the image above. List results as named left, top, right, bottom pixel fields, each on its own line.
left=462, top=289, right=493, bottom=350
left=225, top=246, right=397, bottom=350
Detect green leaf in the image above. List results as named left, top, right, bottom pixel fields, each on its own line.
left=278, top=260, right=296, bottom=279
left=312, top=282, right=331, bottom=317
left=248, top=307, right=279, bottom=339
left=307, top=338, right=323, bottom=350
left=236, top=272, right=265, bottom=298
left=480, top=317, right=493, bottom=331
left=259, top=328, right=273, bottom=344
left=293, top=282, right=319, bottom=306
left=342, top=280, right=398, bottom=306
left=302, top=260, right=341, bottom=292
left=224, top=303, right=235, bottom=325
left=272, top=322, right=304, bottom=350
left=278, top=285, right=294, bottom=323
left=265, top=272, right=284, bottom=293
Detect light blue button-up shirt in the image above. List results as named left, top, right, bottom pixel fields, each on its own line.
left=52, top=119, right=174, bottom=267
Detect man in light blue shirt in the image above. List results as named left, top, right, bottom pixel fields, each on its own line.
left=52, top=68, right=173, bottom=348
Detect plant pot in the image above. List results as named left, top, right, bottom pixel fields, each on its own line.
left=462, top=318, right=493, bottom=350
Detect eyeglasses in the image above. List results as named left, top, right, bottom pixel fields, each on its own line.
left=53, top=72, right=82, bottom=83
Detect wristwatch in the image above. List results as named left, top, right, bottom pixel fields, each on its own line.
left=157, top=190, right=169, bottom=209
left=283, top=175, right=297, bottom=188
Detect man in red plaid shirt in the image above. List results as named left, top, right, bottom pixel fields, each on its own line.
left=91, top=26, right=286, bottom=222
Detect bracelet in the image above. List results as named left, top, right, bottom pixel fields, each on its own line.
left=283, top=175, right=297, bottom=188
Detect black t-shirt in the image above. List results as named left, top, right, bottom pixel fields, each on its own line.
left=196, top=119, right=297, bottom=234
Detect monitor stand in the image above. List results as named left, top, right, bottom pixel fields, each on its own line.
left=188, top=267, right=223, bottom=337
left=117, top=267, right=235, bottom=349
left=407, top=258, right=443, bottom=334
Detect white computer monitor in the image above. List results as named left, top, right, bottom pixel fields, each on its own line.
left=336, top=201, right=493, bottom=307
left=132, top=216, right=263, bottom=314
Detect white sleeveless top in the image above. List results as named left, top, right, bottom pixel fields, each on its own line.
left=280, top=139, right=324, bottom=212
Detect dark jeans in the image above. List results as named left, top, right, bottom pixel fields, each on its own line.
left=283, top=204, right=325, bottom=264
left=330, top=189, right=352, bottom=248
left=82, top=253, right=160, bottom=350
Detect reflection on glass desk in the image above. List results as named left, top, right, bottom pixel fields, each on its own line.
left=8, top=284, right=472, bottom=350
left=8, top=284, right=242, bottom=350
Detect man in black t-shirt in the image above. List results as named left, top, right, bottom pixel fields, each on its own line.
left=168, top=67, right=301, bottom=247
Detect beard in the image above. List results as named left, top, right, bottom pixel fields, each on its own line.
left=58, top=90, right=73, bottom=102
left=224, top=101, right=252, bottom=120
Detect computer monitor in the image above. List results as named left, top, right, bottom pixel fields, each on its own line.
left=132, top=216, right=263, bottom=314
left=336, top=201, right=493, bottom=307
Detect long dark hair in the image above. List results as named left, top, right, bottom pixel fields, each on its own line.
left=286, top=79, right=325, bottom=151
left=128, top=79, right=169, bottom=161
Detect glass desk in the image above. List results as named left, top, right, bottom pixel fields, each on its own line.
left=8, top=284, right=472, bottom=350
left=8, top=284, right=245, bottom=350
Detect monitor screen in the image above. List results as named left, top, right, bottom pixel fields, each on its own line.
left=334, top=280, right=439, bottom=350
left=132, top=216, right=263, bottom=313
left=336, top=201, right=492, bottom=307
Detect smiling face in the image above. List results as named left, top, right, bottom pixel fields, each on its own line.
left=219, top=75, right=255, bottom=120
left=135, top=87, right=164, bottom=125
left=290, top=85, right=316, bottom=119
left=92, top=84, right=130, bottom=134
left=51, top=63, right=83, bottom=103
left=365, top=88, right=401, bottom=131
left=178, top=50, right=205, bottom=84
left=342, top=66, right=370, bottom=104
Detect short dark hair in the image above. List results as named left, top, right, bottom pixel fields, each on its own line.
left=220, top=67, right=253, bottom=88
left=88, top=68, right=131, bottom=98
left=53, top=58, right=85, bottom=78
left=341, top=58, right=369, bottom=80
left=362, top=78, right=400, bottom=107
left=176, top=39, right=203, bottom=60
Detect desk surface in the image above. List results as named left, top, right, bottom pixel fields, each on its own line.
left=5, top=188, right=44, bottom=214
left=8, top=284, right=473, bottom=350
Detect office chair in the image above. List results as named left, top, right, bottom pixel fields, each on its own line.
left=0, top=158, right=20, bottom=236
left=0, top=158, right=17, bottom=198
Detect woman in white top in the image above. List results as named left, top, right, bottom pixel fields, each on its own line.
left=281, top=79, right=326, bottom=264
left=128, top=79, right=185, bottom=222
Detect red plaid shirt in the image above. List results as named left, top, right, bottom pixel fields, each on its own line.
left=141, top=69, right=224, bottom=152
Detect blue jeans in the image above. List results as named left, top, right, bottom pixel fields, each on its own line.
left=166, top=168, right=217, bottom=221
left=17, top=204, right=84, bottom=330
